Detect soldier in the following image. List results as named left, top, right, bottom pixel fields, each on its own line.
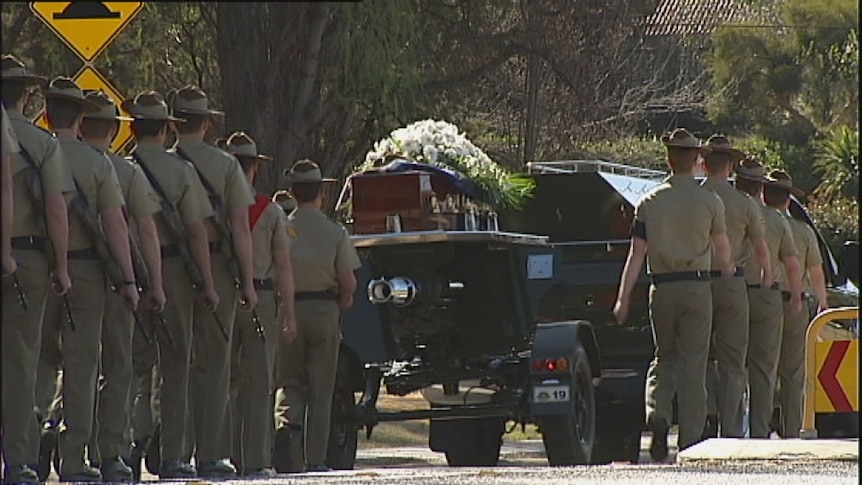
left=272, top=190, right=297, bottom=215
left=169, top=85, right=257, bottom=478
left=123, top=91, right=218, bottom=479
left=700, top=135, right=774, bottom=439
left=764, top=170, right=829, bottom=438
left=38, top=77, right=140, bottom=481
left=2, top=55, right=74, bottom=485
left=613, top=129, right=733, bottom=460
left=274, top=160, right=361, bottom=473
left=733, top=158, right=804, bottom=439
left=2, top=103, right=18, bottom=276
left=79, top=90, right=167, bottom=478
left=225, top=132, right=297, bottom=476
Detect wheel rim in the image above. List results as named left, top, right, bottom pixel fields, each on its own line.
left=573, top=367, right=591, bottom=446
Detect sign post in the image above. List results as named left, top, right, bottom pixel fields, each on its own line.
left=30, top=1, right=143, bottom=152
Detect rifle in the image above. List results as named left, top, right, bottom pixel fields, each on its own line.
left=133, top=152, right=229, bottom=342
left=18, top=146, right=75, bottom=330
left=176, top=147, right=264, bottom=342
left=11, top=273, right=28, bottom=310
left=127, top=225, right=173, bottom=346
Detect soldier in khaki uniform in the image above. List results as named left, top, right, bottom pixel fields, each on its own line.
left=764, top=170, right=829, bottom=438
left=272, top=190, right=297, bottom=215
left=2, top=55, right=75, bottom=485
left=123, top=91, right=218, bottom=479
left=700, top=135, right=773, bottom=438
left=734, top=159, right=804, bottom=438
left=38, top=77, right=140, bottom=482
left=169, top=85, right=257, bottom=478
left=78, top=90, right=167, bottom=478
left=225, top=132, right=297, bottom=476
left=274, top=160, right=361, bottom=473
left=614, top=129, right=733, bottom=460
left=2, top=103, right=18, bottom=276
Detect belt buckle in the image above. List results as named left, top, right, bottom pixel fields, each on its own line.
left=695, top=270, right=704, bottom=278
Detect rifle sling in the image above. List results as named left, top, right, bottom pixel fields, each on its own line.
left=174, top=147, right=223, bottom=210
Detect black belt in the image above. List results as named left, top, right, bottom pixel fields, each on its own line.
left=254, top=278, right=274, bottom=291
left=10, top=236, right=46, bottom=251
left=708, top=267, right=745, bottom=278
left=160, top=242, right=221, bottom=258
left=650, top=271, right=710, bottom=285
left=747, top=283, right=779, bottom=290
left=68, top=247, right=100, bottom=260
left=295, top=291, right=337, bottom=301
left=781, top=291, right=808, bottom=302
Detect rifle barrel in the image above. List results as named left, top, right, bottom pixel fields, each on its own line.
left=12, top=273, right=28, bottom=310
left=252, top=309, right=265, bottom=342
left=63, top=294, right=76, bottom=331
left=155, top=311, right=174, bottom=347
left=133, top=311, right=153, bottom=344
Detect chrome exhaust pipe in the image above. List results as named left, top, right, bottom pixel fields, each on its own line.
left=367, top=277, right=418, bottom=306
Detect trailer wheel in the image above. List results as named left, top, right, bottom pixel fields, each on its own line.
left=443, top=417, right=504, bottom=467
left=325, top=381, right=358, bottom=469
left=539, top=343, right=596, bottom=465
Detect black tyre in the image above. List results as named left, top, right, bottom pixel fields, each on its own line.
left=539, top=344, right=596, bottom=466
left=442, top=417, right=504, bottom=467
left=325, top=380, right=358, bottom=470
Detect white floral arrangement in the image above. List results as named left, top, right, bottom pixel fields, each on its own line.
left=356, top=119, right=534, bottom=209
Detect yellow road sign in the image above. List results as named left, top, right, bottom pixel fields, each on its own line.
left=36, top=66, right=133, bottom=153
left=814, top=339, right=859, bottom=413
left=30, top=2, right=144, bottom=62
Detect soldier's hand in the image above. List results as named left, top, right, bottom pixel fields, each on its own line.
left=121, top=283, right=140, bottom=312
left=612, top=299, right=629, bottom=325
left=202, top=285, right=220, bottom=312
left=338, top=293, right=354, bottom=310
left=790, top=294, right=804, bottom=314
left=51, top=270, right=72, bottom=296
left=240, top=285, right=258, bottom=311
left=1, top=254, right=16, bottom=277
left=147, top=286, right=167, bottom=313
left=282, top=315, right=298, bottom=344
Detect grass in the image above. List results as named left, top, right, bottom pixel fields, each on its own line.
left=357, top=390, right=543, bottom=449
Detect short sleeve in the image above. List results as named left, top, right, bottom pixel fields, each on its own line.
left=334, top=225, right=361, bottom=274
left=96, top=159, right=126, bottom=212
left=178, top=164, right=215, bottom=224
left=2, top=106, right=19, bottom=155
left=778, top=217, right=798, bottom=259
left=745, top=197, right=765, bottom=241
left=40, top=138, right=75, bottom=195
left=710, top=193, right=727, bottom=235
left=270, top=205, right=290, bottom=251
left=224, top=157, right=255, bottom=211
left=804, top=226, right=823, bottom=267
left=127, top=165, right=161, bottom=219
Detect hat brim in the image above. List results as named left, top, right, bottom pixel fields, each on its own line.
left=735, top=173, right=771, bottom=184
left=2, top=74, right=48, bottom=86
left=84, top=113, right=134, bottom=122
left=707, top=146, right=746, bottom=160
left=43, top=92, right=101, bottom=113
left=235, top=153, right=273, bottom=162
left=290, top=178, right=338, bottom=184
left=174, top=107, right=225, bottom=117
left=764, top=179, right=806, bottom=197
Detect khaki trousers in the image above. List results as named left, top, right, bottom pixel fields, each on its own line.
left=93, top=289, right=134, bottom=461
left=230, top=289, right=279, bottom=472
left=1, top=249, right=51, bottom=467
left=644, top=281, right=712, bottom=451
left=711, top=276, right=750, bottom=437
left=130, top=311, right=159, bottom=445
left=35, top=296, right=63, bottom=425
left=275, top=300, right=341, bottom=465
left=745, top=287, right=783, bottom=438
left=149, top=257, right=195, bottom=462
left=190, top=254, right=238, bottom=462
left=55, top=259, right=107, bottom=475
left=778, top=298, right=808, bottom=438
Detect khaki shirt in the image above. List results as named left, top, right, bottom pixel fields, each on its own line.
left=635, top=173, right=726, bottom=274
left=98, top=149, right=161, bottom=221
left=56, top=133, right=125, bottom=251
left=251, top=197, right=291, bottom=280
left=784, top=213, right=823, bottom=293
left=288, top=206, right=361, bottom=293
left=2, top=104, right=19, bottom=155
left=174, top=139, right=254, bottom=242
left=744, top=203, right=798, bottom=286
left=131, top=141, right=214, bottom=246
left=8, top=110, right=75, bottom=238
left=702, top=177, right=765, bottom=268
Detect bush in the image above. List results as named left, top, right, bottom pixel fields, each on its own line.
left=806, top=197, right=859, bottom=255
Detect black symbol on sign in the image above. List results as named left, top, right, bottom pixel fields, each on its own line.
left=53, top=2, right=120, bottom=20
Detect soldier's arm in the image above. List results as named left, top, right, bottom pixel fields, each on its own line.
left=751, top=236, right=773, bottom=288
left=274, top=246, right=296, bottom=331
left=186, top=219, right=217, bottom=294
left=135, top=213, right=163, bottom=295
left=1, top=153, right=13, bottom=274
left=711, top=233, right=734, bottom=276
left=101, top=207, right=136, bottom=284
left=229, top=206, right=256, bottom=294
left=782, top=254, right=804, bottom=311
left=614, top=235, right=647, bottom=325
left=45, top=192, right=70, bottom=276
left=808, top=263, right=829, bottom=312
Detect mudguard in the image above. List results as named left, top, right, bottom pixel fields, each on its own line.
left=529, top=320, right=600, bottom=416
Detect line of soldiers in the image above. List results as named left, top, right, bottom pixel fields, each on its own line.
left=614, top=129, right=829, bottom=461
left=1, top=54, right=361, bottom=483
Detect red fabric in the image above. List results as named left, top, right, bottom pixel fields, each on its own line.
left=249, top=194, right=271, bottom=230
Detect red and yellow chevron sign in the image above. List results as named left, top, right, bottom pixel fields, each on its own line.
left=814, top=339, right=858, bottom=413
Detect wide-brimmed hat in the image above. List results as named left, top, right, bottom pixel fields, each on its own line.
left=43, top=77, right=101, bottom=113
left=284, top=159, right=337, bottom=184
left=226, top=131, right=272, bottom=161
left=82, top=90, right=133, bottom=121
left=704, top=134, right=746, bottom=160
left=766, top=169, right=806, bottom=197
left=1, top=54, right=47, bottom=86
left=272, top=189, right=297, bottom=212
left=660, top=128, right=709, bottom=150
left=121, top=91, right=185, bottom=122
left=734, top=157, right=771, bottom=183
left=170, top=85, right=224, bottom=116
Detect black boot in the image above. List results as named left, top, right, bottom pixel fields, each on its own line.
left=128, top=441, right=145, bottom=481
left=701, top=414, right=719, bottom=440
left=36, top=422, right=58, bottom=482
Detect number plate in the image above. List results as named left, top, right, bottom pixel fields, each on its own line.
left=533, top=385, right=570, bottom=403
